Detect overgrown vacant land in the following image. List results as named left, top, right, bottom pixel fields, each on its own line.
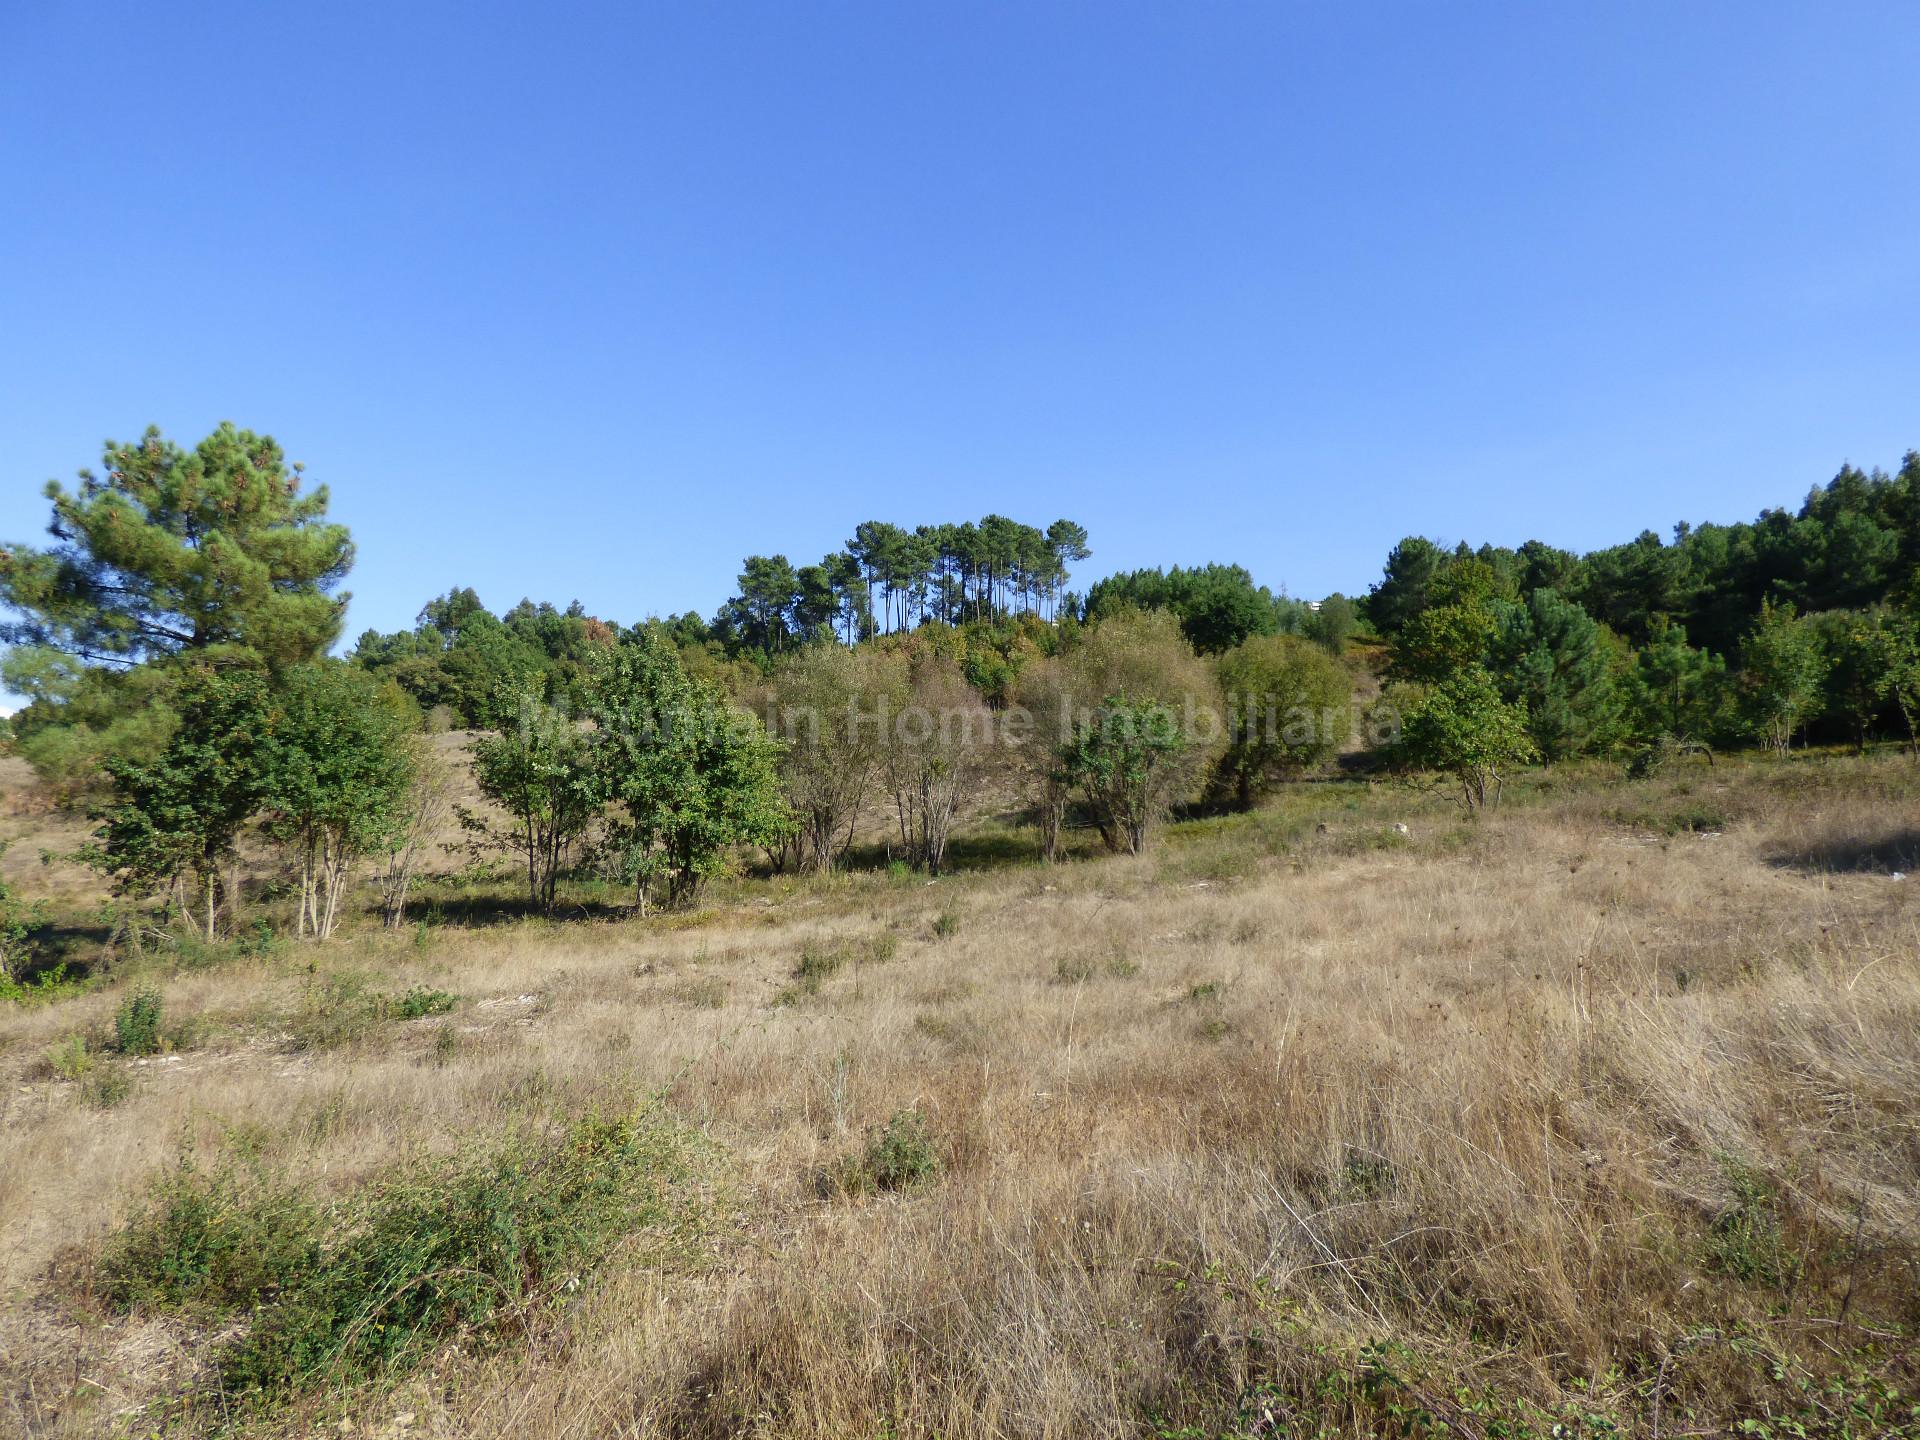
left=3, top=753, right=1916, bottom=1438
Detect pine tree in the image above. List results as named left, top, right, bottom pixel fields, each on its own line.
left=1, top=423, right=352, bottom=668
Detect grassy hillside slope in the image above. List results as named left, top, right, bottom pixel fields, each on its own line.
left=1, top=754, right=1916, bottom=1438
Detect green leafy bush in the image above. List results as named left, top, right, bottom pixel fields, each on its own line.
left=391, top=985, right=457, bottom=1020
left=99, top=1154, right=321, bottom=1317
left=1706, top=1158, right=1801, bottom=1289
left=99, top=1109, right=711, bottom=1401
left=833, top=1108, right=940, bottom=1196
left=46, top=1033, right=92, bottom=1081
left=113, top=987, right=164, bottom=1055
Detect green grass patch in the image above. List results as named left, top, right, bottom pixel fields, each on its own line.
left=0, top=960, right=89, bottom=1007
left=1614, top=801, right=1733, bottom=836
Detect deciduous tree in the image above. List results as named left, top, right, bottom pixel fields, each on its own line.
left=88, top=666, right=276, bottom=940
left=260, top=663, right=419, bottom=939
left=590, top=634, right=789, bottom=909
left=1216, top=634, right=1352, bottom=807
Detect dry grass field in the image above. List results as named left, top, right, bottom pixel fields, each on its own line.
left=2, top=753, right=1917, bottom=1438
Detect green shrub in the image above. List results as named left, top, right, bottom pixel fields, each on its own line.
left=100, top=1109, right=711, bottom=1401
left=1705, top=1158, right=1800, bottom=1289
left=114, top=987, right=164, bottom=1056
left=287, top=972, right=385, bottom=1050
left=932, top=909, right=961, bottom=939
left=834, top=1108, right=940, bottom=1196
left=1, top=961, right=84, bottom=1007
left=47, top=1033, right=92, bottom=1081
left=98, top=1154, right=321, bottom=1317
left=791, top=943, right=844, bottom=994
left=391, top=985, right=457, bottom=1020
left=82, top=1065, right=135, bottom=1109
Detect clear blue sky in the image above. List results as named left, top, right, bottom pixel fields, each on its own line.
left=3, top=1, right=1917, bottom=646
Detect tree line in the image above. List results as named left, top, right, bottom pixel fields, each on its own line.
left=711, top=516, right=1092, bottom=656
left=3, top=422, right=1919, bottom=942
left=1363, top=448, right=1920, bottom=801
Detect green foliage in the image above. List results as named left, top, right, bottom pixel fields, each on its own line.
left=391, top=985, right=457, bottom=1020
left=0, top=423, right=352, bottom=669
left=3, top=650, right=181, bottom=800
left=833, top=1108, right=941, bottom=1196
left=0, top=962, right=84, bottom=1007
left=1627, top=619, right=1733, bottom=745
left=287, top=972, right=388, bottom=1051
left=1387, top=559, right=1507, bottom=685
left=786, top=943, right=845, bottom=998
left=1086, top=563, right=1306, bottom=655
left=288, top=973, right=457, bottom=1048
left=99, top=1110, right=710, bottom=1401
left=1050, top=609, right=1219, bottom=854
left=1816, top=608, right=1913, bottom=752
left=113, top=986, right=165, bottom=1055
left=710, top=515, right=1088, bottom=658
left=46, top=1032, right=92, bottom=1081
left=589, top=632, right=790, bottom=909
left=1396, top=668, right=1539, bottom=809
left=0, top=843, right=42, bottom=988
left=932, top=909, right=961, bottom=938
left=1489, top=587, right=1624, bottom=762
left=1216, top=634, right=1353, bottom=807
left=1062, top=695, right=1194, bottom=854
left=466, top=689, right=601, bottom=911
left=99, top=1150, right=322, bottom=1317
left=1738, top=599, right=1828, bottom=753
left=1705, top=1158, right=1801, bottom=1290
left=352, top=589, right=618, bottom=728
left=261, top=661, right=420, bottom=939
left=1363, top=452, right=1920, bottom=750
left=1302, top=593, right=1356, bottom=655
left=87, top=665, right=276, bottom=940
left=1364, top=536, right=1448, bottom=637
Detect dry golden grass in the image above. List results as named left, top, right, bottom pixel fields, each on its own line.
left=2, top=754, right=1917, bottom=1437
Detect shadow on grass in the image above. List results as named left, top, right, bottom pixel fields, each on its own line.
left=833, top=817, right=1104, bottom=875
left=407, top=889, right=633, bottom=928
left=14, top=921, right=114, bottom=984
left=1768, top=831, right=1920, bottom=876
